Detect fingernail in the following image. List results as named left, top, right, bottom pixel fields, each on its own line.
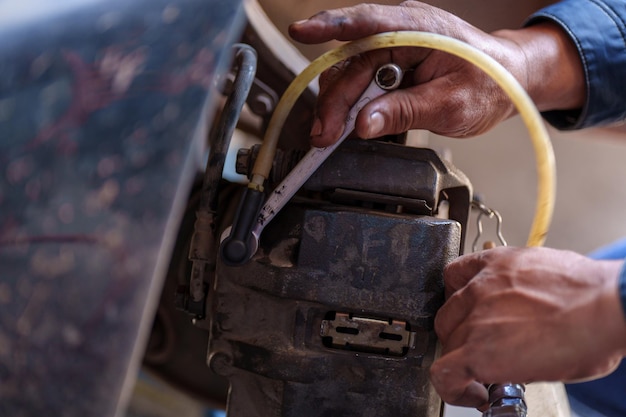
left=310, top=118, right=322, bottom=137
left=292, top=19, right=308, bottom=26
left=366, top=112, right=384, bottom=138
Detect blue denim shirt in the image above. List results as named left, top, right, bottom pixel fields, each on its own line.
left=528, top=0, right=626, bottom=328
left=559, top=239, right=626, bottom=417
left=527, top=0, right=626, bottom=130
left=526, top=2, right=626, bottom=416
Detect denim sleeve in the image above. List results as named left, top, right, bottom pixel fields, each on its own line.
left=587, top=238, right=626, bottom=318
left=526, top=0, right=626, bottom=130
left=620, top=265, right=626, bottom=318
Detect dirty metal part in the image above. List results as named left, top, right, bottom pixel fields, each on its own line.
left=209, top=204, right=463, bottom=417
left=218, top=186, right=265, bottom=265
left=376, top=63, right=403, bottom=88
left=236, top=146, right=306, bottom=184
left=328, top=189, right=432, bottom=214
left=181, top=44, right=258, bottom=319
left=375, top=62, right=404, bottom=89
left=320, top=312, right=416, bottom=356
left=198, top=43, right=471, bottom=414
left=146, top=184, right=229, bottom=407
left=471, top=197, right=507, bottom=252
left=483, top=383, right=528, bottom=417
left=202, top=44, right=257, bottom=214
left=236, top=140, right=472, bottom=244
left=299, top=140, right=473, bottom=247
left=266, top=141, right=468, bottom=217
left=251, top=64, right=404, bottom=237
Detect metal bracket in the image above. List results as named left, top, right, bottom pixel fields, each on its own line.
left=471, top=198, right=507, bottom=252
left=320, top=312, right=416, bottom=356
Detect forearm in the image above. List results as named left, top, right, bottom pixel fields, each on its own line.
left=493, top=22, right=585, bottom=115
left=526, top=0, right=626, bottom=129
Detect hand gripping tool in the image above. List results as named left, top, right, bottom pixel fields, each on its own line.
left=220, top=63, right=403, bottom=265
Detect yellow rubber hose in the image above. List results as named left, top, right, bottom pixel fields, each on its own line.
left=250, top=31, right=555, bottom=247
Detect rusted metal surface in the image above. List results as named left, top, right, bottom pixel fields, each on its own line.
left=205, top=138, right=472, bottom=416
left=237, top=140, right=473, bottom=251
left=0, top=0, right=245, bottom=416
left=210, top=205, right=461, bottom=417
left=320, top=313, right=415, bottom=356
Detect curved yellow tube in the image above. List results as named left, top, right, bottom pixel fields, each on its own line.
left=250, top=31, right=555, bottom=247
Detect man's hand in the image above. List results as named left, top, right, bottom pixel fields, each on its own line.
left=289, top=1, right=584, bottom=147
left=431, top=246, right=626, bottom=409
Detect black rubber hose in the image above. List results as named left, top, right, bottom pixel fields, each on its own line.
left=200, top=43, right=257, bottom=212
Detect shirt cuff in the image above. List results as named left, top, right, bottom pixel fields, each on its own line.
left=525, top=0, right=626, bottom=130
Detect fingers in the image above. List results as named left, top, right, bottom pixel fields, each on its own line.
left=352, top=77, right=476, bottom=140
left=444, top=251, right=491, bottom=296
left=429, top=350, right=489, bottom=409
left=436, top=248, right=511, bottom=344
left=432, top=256, right=488, bottom=404
left=289, top=3, right=418, bottom=44
left=289, top=2, right=475, bottom=45
left=312, top=65, right=482, bottom=146
left=434, top=290, right=471, bottom=346
left=311, top=51, right=391, bottom=147
left=432, top=248, right=505, bottom=402
left=311, top=50, right=511, bottom=146
left=290, top=2, right=516, bottom=147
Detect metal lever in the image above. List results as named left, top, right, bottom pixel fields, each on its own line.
left=220, top=63, right=404, bottom=265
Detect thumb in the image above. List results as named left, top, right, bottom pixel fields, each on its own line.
left=354, top=77, right=490, bottom=139
left=430, top=350, right=490, bottom=409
